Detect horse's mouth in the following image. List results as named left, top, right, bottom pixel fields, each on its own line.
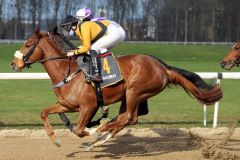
left=220, top=61, right=234, bottom=70
left=10, top=62, right=23, bottom=72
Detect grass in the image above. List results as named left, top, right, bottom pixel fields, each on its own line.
left=0, top=42, right=239, bottom=129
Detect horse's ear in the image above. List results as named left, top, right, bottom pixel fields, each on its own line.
left=53, top=26, right=58, bottom=34
left=34, top=27, right=40, bottom=36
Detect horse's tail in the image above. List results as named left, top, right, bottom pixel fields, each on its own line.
left=166, top=66, right=222, bottom=105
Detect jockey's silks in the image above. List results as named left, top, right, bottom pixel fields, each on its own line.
left=74, top=20, right=110, bottom=54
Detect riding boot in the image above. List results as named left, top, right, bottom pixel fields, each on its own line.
left=76, top=55, right=91, bottom=82
left=88, top=50, right=102, bottom=82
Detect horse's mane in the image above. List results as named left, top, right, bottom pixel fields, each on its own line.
left=48, top=31, right=77, bottom=55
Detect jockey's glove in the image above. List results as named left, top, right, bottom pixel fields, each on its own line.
left=67, top=51, right=75, bottom=57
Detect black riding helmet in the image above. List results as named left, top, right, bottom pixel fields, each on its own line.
left=60, top=15, right=78, bottom=35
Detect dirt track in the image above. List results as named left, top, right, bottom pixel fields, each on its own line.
left=0, top=128, right=239, bottom=160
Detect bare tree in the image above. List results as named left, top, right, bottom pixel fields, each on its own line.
left=86, top=0, right=96, bottom=11
left=52, top=0, right=61, bottom=27
left=29, top=0, right=37, bottom=31
left=14, top=0, right=27, bottom=39
left=0, top=0, right=4, bottom=38
left=126, top=0, right=138, bottom=40
left=62, top=0, right=83, bottom=18
left=141, top=0, right=156, bottom=40
left=0, top=0, right=240, bottom=41
left=172, top=0, right=181, bottom=41
left=37, top=0, right=43, bottom=29
left=63, top=0, right=74, bottom=15
left=108, top=0, right=128, bottom=25
left=234, top=0, right=240, bottom=41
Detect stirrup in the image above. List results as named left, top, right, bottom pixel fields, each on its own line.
left=84, top=74, right=102, bottom=82
left=90, top=76, right=102, bottom=82
left=85, top=75, right=91, bottom=83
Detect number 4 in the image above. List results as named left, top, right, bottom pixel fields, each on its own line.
left=103, top=58, right=110, bottom=74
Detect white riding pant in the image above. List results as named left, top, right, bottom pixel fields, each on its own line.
left=91, top=21, right=126, bottom=52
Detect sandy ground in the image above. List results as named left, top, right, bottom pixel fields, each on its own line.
left=0, top=128, right=239, bottom=160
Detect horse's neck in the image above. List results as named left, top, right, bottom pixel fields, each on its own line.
left=41, top=40, right=77, bottom=84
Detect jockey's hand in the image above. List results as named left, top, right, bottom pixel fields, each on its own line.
left=67, top=51, right=75, bottom=57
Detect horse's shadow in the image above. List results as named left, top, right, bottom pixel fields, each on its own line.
left=66, top=128, right=200, bottom=159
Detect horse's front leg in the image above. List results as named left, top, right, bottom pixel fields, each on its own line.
left=40, top=103, right=71, bottom=147
left=74, top=105, right=98, bottom=138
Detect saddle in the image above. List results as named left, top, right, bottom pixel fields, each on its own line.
left=77, top=51, right=123, bottom=88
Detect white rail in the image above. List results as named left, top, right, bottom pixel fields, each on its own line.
left=1, top=72, right=240, bottom=79
left=0, top=73, right=50, bottom=79
left=0, top=39, right=235, bottom=45
left=1, top=72, right=240, bottom=128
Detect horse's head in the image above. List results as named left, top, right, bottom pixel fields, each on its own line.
left=10, top=28, right=44, bottom=72
left=220, top=43, right=240, bottom=70
left=10, top=27, right=75, bottom=72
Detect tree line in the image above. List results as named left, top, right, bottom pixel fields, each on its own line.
left=0, top=0, right=239, bottom=42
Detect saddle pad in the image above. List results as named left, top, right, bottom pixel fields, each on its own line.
left=100, top=54, right=123, bottom=88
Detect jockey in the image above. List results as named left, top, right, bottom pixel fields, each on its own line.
left=61, top=7, right=126, bottom=82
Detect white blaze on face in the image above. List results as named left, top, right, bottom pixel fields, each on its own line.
left=14, top=50, right=24, bottom=60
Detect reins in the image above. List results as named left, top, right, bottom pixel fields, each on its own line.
left=22, top=33, right=80, bottom=88
left=25, top=56, right=69, bottom=68
left=41, top=34, right=81, bottom=88
left=39, top=56, right=69, bottom=63
left=39, top=33, right=71, bottom=64
left=23, top=33, right=71, bottom=68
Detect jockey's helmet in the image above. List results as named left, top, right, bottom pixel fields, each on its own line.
left=76, top=8, right=93, bottom=22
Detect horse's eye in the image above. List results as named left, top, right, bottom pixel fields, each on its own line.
left=233, top=43, right=240, bottom=50
left=25, top=43, right=30, bottom=48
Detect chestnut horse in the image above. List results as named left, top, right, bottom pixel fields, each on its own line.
left=221, top=42, right=240, bottom=70
left=11, top=28, right=222, bottom=150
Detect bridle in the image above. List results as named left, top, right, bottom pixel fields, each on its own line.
left=23, top=36, right=41, bottom=66
left=14, top=33, right=69, bottom=69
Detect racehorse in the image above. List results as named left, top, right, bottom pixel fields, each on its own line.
left=10, top=27, right=222, bottom=150
left=221, top=42, right=240, bottom=70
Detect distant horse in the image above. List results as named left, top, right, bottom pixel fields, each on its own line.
left=221, top=42, right=240, bottom=70
left=10, top=28, right=222, bottom=150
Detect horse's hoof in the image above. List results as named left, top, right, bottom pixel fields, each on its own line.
left=72, top=127, right=76, bottom=133
left=94, top=130, right=102, bottom=139
left=87, top=128, right=97, bottom=135
left=54, top=139, right=61, bottom=147
left=85, top=146, right=94, bottom=152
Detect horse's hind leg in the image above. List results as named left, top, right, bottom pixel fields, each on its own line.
left=87, top=97, right=138, bottom=151
left=86, top=100, right=127, bottom=151
left=87, top=114, right=138, bottom=151
left=91, top=99, right=126, bottom=138
left=103, top=90, right=139, bottom=130
left=40, top=103, right=71, bottom=147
